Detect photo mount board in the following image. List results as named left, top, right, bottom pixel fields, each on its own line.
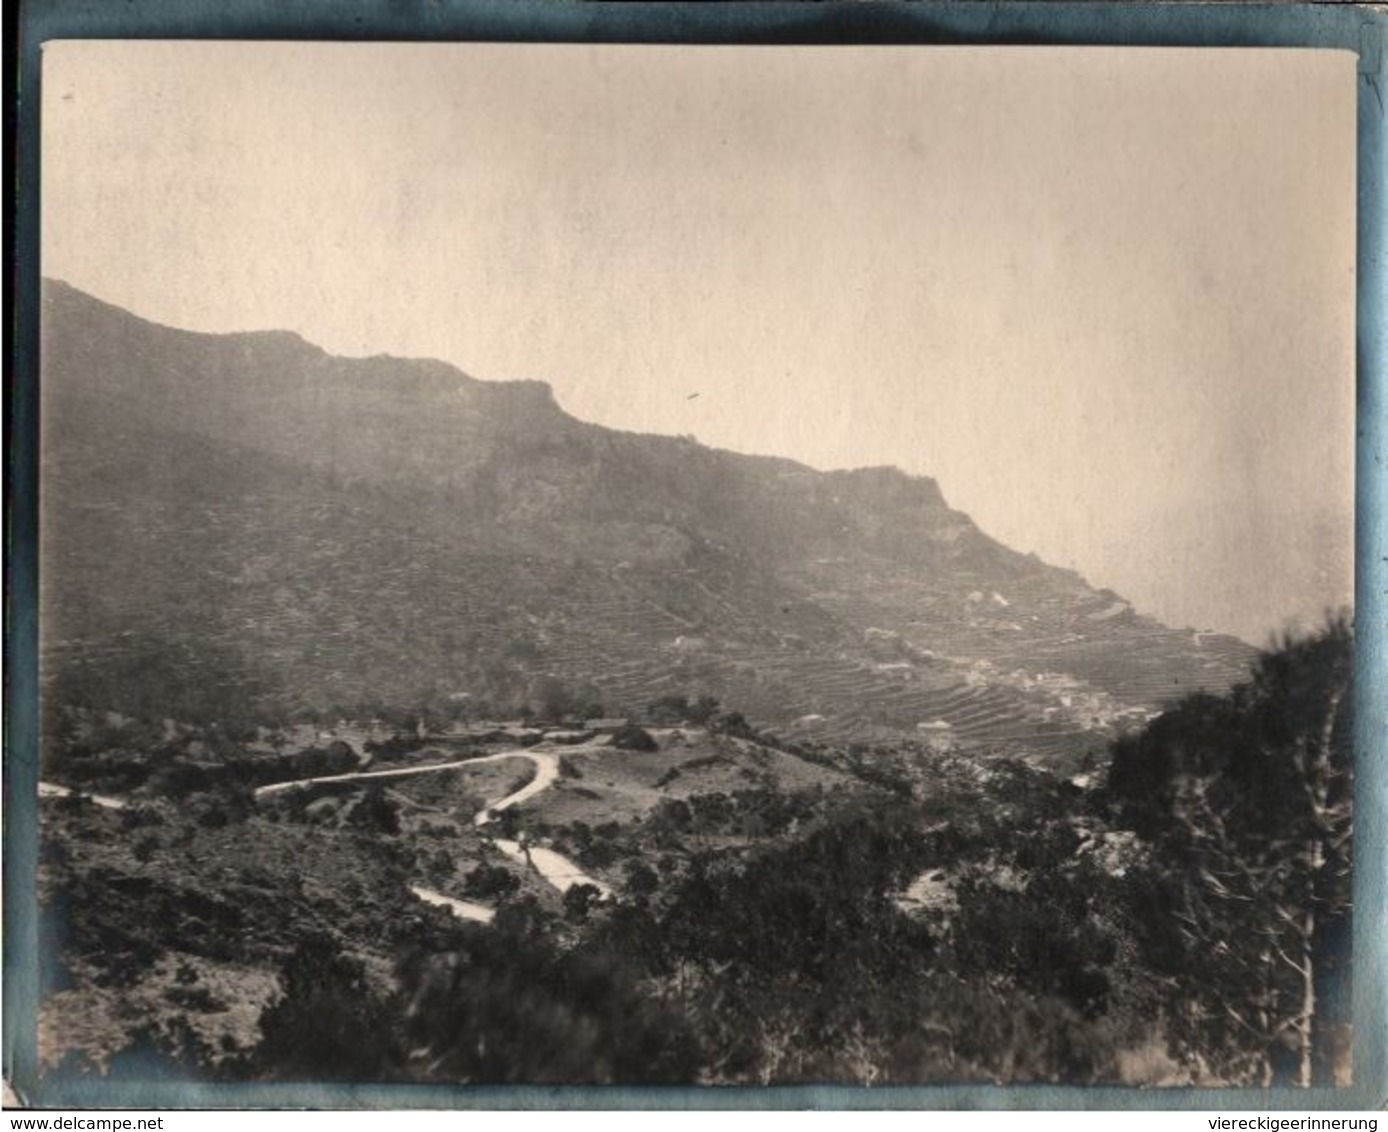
left=6, top=0, right=1386, bottom=1111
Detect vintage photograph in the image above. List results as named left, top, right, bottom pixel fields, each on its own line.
left=33, top=42, right=1356, bottom=1089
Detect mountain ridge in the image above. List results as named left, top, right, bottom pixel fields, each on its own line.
left=39, top=279, right=1255, bottom=761
left=40, top=279, right=975, bottom=521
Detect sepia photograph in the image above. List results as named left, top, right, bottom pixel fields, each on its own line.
left=21, top=34, right=1365, bottom=1099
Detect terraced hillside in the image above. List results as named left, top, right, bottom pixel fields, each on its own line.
left=39, top=281, right=1255, bottom=760
left=792, top=557, right=1252, bottom=708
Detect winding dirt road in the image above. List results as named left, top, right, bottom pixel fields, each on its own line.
left=44, top=743, right=611, bottom=926
left=408, top=884, right=496, bottom=925
left=253, top=746, right=611, bottom=920
left=38, top=781, right=126, bottom=810
left=252, top=750, right=529, bottom=798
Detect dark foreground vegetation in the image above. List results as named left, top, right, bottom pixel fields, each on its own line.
left=36, top=620, right=1353, bottom=1088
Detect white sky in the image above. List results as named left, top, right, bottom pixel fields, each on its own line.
left=41, top=42, right=1356, bottom=642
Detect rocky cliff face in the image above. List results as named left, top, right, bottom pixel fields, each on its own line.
left=38, top=280, right=1253, bottom=759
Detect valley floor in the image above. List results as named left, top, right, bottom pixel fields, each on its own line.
left=33, top=621, right=1355, bottom=1092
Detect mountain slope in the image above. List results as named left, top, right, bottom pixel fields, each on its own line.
left=38, top=280, right=1253, bottom=756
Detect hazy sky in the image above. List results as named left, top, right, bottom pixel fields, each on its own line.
left=42, top=42, right=1356, bottom=642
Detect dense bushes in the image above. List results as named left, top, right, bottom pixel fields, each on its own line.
left=462, top=863, right=521, bottom=901
left=391, top=919, right=701, bottom=1083
left=1106, top=616, right=1354, bottom=1086
left=252, top=934, right=400, bottom=1081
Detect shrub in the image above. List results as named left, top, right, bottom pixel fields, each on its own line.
left=563, top=883, right=603, bottom=925
left=611, top=724, right=658, bottom=752
left=463, top=863, right=521, bottom=901
left=624, top=862, right=659, bottom=898
left=347, top=785, right=400, bottom=835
